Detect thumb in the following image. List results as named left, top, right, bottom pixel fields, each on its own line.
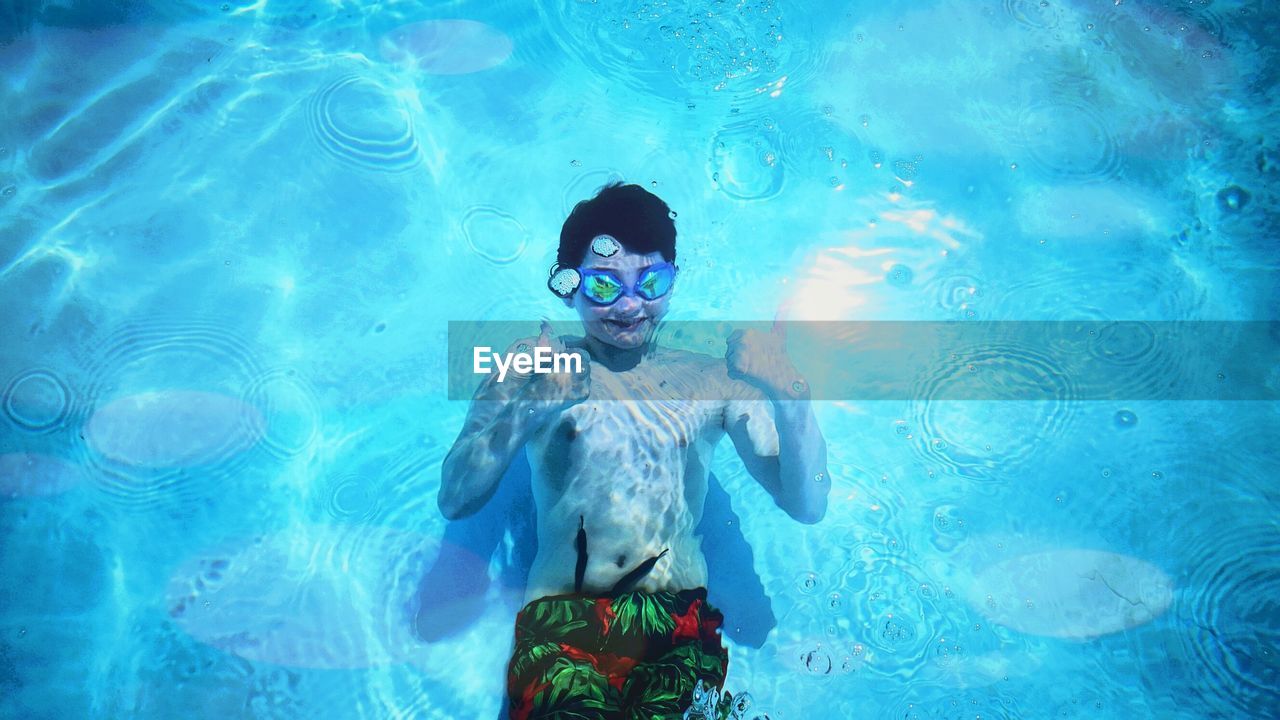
left=538, top=319, right=553, bottom=346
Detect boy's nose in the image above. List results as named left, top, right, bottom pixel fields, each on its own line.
left=613, top=294, right=642, bottom=313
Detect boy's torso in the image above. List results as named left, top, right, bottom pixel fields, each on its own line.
left=521, top=347, right=737, bottom=604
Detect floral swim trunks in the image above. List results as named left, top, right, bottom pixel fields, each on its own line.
left=506, top=587, right=735, bottom=720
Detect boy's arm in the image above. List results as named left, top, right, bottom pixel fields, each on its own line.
left=438, top=376, right=545, bottom=521
left=722, top=380, right=830, bottom=524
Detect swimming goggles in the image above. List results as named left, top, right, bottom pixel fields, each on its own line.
left=548, top=261, right=678, bottom=305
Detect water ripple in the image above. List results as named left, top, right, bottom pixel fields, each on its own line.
left=76, top=318, right=265, bottom=509
left=708, top=115, right=785, bottom=201
left=908, top=343, right=1078, bottom=483
left=924, top=272, right=983, bottom=319
left=1173, top=2, right=1228, bottom=46
left=461, top=206, right=530, bottom=265
left=324, top=473, right=381, bottom=521
left=2, top=367, right=72, bottom=432
left=988, top=250, right=1207, bottom=321
left=1002, top=0, right=1062, bottom=30
left=775, top=110, right=852, bottom=183
left=1018, top=100, right=1122, bottom=183
left=562, top=168, right=626, bottom=217
left=837, top=545, right=944, bottom=679
left=534, top=0, right=792, bottom=99
left=1082, top=321, right=1187, bottom=400
left=1172, top=520, right=1280, bottom=716
left=241, top=367, right=321, bottom=460
left=307, top=75, right=421, bottom=173
left=888, top=687, right=1030, bottom=719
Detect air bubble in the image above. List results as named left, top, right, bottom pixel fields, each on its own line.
left=803, top=648, right=833, bottom=674
left=886, top=263, right=914, bottom=288
left=798, top=572, right=819, bottom=593
left=1215, top=185, right=1250, bottom=213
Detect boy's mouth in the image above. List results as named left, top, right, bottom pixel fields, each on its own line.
left=605, top=316, right=645, bottom=332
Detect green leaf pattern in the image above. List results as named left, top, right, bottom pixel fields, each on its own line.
left=612, top=592, right=676, bottom=636
left=507, top=589, right=729, bottom=720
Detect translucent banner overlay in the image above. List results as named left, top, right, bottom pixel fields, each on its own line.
left=447, top=321, right=1280, bottom=401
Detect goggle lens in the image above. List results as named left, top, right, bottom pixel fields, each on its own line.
left=583, top=274, right=623, bottom=304
left=637, top=264, right=675, bottom=300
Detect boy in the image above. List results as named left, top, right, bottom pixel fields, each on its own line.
left=438, top=182, right=830, bottom=719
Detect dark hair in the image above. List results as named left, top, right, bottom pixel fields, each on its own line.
left=557, top=182, right=677, bottom=268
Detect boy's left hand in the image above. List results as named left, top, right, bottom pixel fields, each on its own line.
left=725, top=323, right=808, bottom=399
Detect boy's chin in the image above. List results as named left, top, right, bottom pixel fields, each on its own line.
left=589, top=327, right=650, bottom=349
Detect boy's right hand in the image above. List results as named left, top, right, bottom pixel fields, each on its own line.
left=507, top=320, right=591, bottom=419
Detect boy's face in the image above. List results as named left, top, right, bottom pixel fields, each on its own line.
left=565, top=244, right=673, bottom=350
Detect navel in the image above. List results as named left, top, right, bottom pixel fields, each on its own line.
left=557, top=420, right=577, bottom=442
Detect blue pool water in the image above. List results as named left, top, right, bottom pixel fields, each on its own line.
left=1, top=0, right=1277, bottom=717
